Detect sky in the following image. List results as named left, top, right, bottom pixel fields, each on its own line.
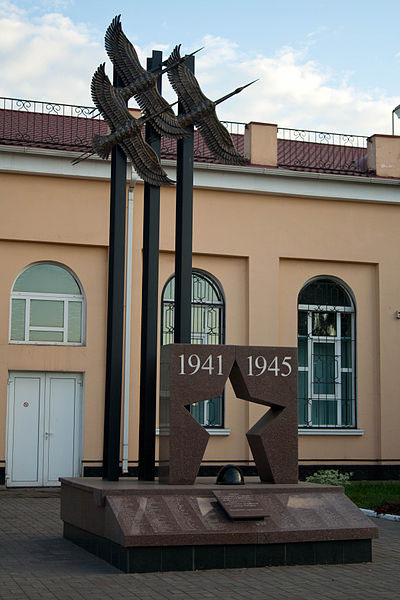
left=1, top=0, right=400, bottom=135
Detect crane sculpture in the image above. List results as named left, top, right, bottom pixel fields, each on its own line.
left=87, top=16, right=255, bottom=184
left=91, top=63, right=174, bottom=186
left=92, top=15, right=258, bottom=482
left=166, top=45, right=255, bottom=165
left=105, top=15, right=188, bottom=139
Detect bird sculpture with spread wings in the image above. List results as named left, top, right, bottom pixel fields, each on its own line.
left=91, top=63, right=173, bottom=186
left=165, top=45, right=252, bottom=165
left=105, top=15, right=186, bottom=139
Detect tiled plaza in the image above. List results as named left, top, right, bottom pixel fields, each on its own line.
left=0, top=488, right=398, bottom=600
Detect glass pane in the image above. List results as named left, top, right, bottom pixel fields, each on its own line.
left=341, top=374, right=354, bottom=426
left=68, top=302, right=82, bottom=342
left=14, top=264, right=80, bottom=294
left=341, top=400, right=353, bottom=427
left=313, top=343, right=336, bottom=395
left=341, top=341, right=352, bottom=369
left=163, top=277, right=175, bottom=302
left=298, top=338, right=308, bottom=367
left=312, top=399, right=337, bottom=426
left=312, top=312, right=336, bottom=337
left=299, top=279, right=351, bottom=307
left=162, top=303, right=174, bottom=345
left=191, top=305, right=205, bottom=342
left=10, top=299, right=26, bottom=340
left=341, top=313, right=352, bottom=338
left=206, top=307, right=220, bottom=344
left=298, top=371, right=308, bottom=425
left=192, top=273, right=220, bottom=303
left=190, top=401, right=205, bottom=425
left=341, top=372, right=352, bottom=400
left=30, top=300, right=64, bottom=327
left=29, top=330, right=64, bottom=342
left=207, top=397, right=222, bottom=427
left=298, top=311, right=307, bottom=336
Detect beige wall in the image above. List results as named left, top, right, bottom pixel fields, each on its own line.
left=0, top=173, right=109, bottom=245
left=0, top=240, right=108, bottom=465
left=2, top=166, right=400, bottom=473
left=0, top=172, right=110, bottom=470
left=124, top=183, right=400, bottom=469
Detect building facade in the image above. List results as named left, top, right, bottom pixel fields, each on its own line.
left=1, top=99, right=400, bottom=485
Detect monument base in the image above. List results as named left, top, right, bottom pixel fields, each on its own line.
left=60, top=477, right=378, bottom=573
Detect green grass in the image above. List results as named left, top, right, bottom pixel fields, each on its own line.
left=345, top=481, right=400, bottom=510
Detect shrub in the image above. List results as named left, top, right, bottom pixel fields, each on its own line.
left=305, top=469, right=352, bottom=486
left=374, top=502, right=400, bottom=515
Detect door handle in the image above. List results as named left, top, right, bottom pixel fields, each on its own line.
left=44, top=432, right=53, bottom=440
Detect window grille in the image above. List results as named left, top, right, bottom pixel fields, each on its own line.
left=161, top=271, right=225, bottom=427
left=298, top=278, right=356, bottom=428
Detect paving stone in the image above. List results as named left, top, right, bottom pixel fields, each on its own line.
left=0, top=493, right=398, bottom=599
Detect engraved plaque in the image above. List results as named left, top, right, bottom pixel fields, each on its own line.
left=213, top=491, right=269, bottom=520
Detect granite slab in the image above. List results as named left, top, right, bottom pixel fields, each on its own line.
left=60, top=478, right=378, bottom=549
left=159, top=344, right=298, bottom=485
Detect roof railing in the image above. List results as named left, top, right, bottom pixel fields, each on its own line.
left=277, top=127, right=369, bottom=175
left=0, top=96, right=106, bottom=152
left=0, top=96, right=246, bottom=159
left=0, top=96, right=370, bottom=174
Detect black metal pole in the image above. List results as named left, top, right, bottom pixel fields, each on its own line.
left=174, top=55, right=195, bottom=344
left=103, top=68, right=127, bottom=481
left=138, top=51, right=162, bottom=481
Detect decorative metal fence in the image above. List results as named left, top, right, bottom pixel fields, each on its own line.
left=161, top=120, right=246, bottom=163
left=0, top=98, right=372, bottom=175
left=277, top=127, right=369, bottom=176
left=0, top=97, right=107, bottom=152
left=0, top=96, right=246, bottom=162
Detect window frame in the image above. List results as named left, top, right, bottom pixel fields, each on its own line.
left=298, top=278, right=356, bottom=429
left=9, top=264, right=86, bottom=346
left=161, top=269, right=226, bottom=428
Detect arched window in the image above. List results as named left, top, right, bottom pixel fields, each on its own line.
left=161, top=270, right=225, bottom=427
left=298, top=277, right=355, bottom=428
left=10, top=263, right=85, bottom=344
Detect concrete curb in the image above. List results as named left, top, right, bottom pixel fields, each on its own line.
left=360, top=507, right=400, bottom=522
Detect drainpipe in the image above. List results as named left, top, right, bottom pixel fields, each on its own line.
left=122, top=168, right=137, bottom=474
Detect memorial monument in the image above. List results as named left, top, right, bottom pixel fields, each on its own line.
left=60, top=16, right=378, bottom=572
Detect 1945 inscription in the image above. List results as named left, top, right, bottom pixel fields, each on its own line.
left=178, top=353, right=293, bottom=377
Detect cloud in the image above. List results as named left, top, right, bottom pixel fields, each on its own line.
left=192, top=36, right=397, bottom=136
left=0, top=2, right=102, bottom=104
left=0, top=6, right=396, bottom=135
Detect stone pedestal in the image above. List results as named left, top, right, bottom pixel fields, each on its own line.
left=61, top=477, right=378, bottom=573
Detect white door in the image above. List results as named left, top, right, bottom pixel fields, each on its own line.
left=6, top=372, right=82, bottom=487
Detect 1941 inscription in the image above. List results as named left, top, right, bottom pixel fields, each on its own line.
left=178, top=353, right=293, bottom=377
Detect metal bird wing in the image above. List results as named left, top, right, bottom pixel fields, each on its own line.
left=165, top=45, right=210, bottom=114
left=91, top=64, right=173, bottom=186
left=104, top=15, right=144, bottom=86
left=104, top=15, right=185, bottom=138
left=165, top=46, right=248, bottom=165
left=197, top=112, right=249, bottom=165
